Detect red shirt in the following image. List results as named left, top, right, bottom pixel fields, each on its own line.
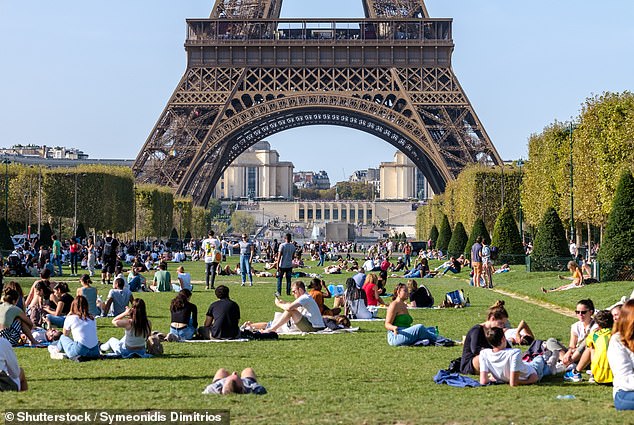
left=362, top=282, right=380, bottom=306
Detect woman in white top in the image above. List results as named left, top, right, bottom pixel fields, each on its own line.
left=50, top=295, right=99, bottom=359
left=563, top=299, right=596, bottom=366
left=608, top=299, right=634, bottom=410
left=100, top=298, right=151, bottom=357
left=176, top=266, right=192, bottom=291
left=0, top=337, right=27, bottom=391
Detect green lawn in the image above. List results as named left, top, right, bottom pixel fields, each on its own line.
left=1, top=260, right=632, bottom=424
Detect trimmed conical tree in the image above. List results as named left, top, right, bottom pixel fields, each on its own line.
left=447, top=222, right=468, bottom=258
left=184, top=230, right=192, bottom=244
left=428, top=225, right=439, bottom=249
left=76, top=223, right=87, bottom=240
left=0, top=218, right=13, bottom=251
left=36, top=222, right=53, bottom=249
left=531, top=207, right=570, bottom=270
left=492, top=205, right=525, bottom=265
left=436, top=215, right=452, bottom=253
left=466, top=218, right=490, bottom=259
left=598, top=170, right=634, bottom=281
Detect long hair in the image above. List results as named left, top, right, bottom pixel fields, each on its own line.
left=130, top=298, right=151, bottom=338
left=392, top=283, right=406, bottom=301
left=70, top=295, right=92, bottom=321
left=616, top=299, right=634, bottom=352
left=364, top=273, right=378, bottom=286
left=170, top=292, right=187, bottom=312
left=345, top=277, right=360, bottom=301
left=3, top=281, right=24, bottom=299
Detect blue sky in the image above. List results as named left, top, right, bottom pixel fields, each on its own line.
left=0, top=1, right=632, bottom=184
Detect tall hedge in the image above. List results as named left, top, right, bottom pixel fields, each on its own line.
left=436, top=215, right=452, bottom=253
left=447, top=222, right=468, bottom=257
left=597, top=170, right=634, bottom=281
left=429, top=225, right=439, bottom=247
left=136, top=184, right=174, bottom=239
left=492, top=205, right=525, bottom=264
left=531, top=207, right=570, bottom=269
left=466, top=218, right=490, bottom=259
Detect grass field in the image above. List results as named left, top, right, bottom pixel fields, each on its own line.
left=2, top=259, right=633, bottom=424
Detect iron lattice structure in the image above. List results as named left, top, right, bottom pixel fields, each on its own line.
left=133, top=0, right=502, bottom=206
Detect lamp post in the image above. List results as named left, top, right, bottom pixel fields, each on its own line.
left=569, top=121, right=575, bottom=242
left=517, top=158, right=525, bottom=243
left=133, top=183, right=137, bottom=242
left=73, top=173, right=78, bottom=236
left=38, top=166, right=42, bottom=236
left=3, top=157, right=10, bottom=224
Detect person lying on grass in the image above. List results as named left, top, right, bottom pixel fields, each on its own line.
left=460, top=302, right=509, bottom=375
left=541, top=261, right=584, bottom=293
left=384, top=283, right=437, bottom=347
left=479, top=326, right=556, bottom=386
left=202, top=368, right=266, bottom=395
left=100, top=298, right=152, bottom=357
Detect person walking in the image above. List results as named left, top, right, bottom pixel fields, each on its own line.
left=234, top=234, right=254, bottom=287
left=202, top=231, right=220, bottom=290
left=276, top=233, right=295, bottom=296
left=51, top=235, right=63, bottom=277
left=100, top=230, right=119, bottom=285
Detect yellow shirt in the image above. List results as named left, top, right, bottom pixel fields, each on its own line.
left=586, top=328, right=613, bottom=383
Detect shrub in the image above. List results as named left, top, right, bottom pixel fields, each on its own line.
left=76, top=223, right=87, bottom=240
left=447, top=222, right=468, bottom=257
left=36, top=222, right=53, bottom=250
left=428, top=225, right=439, bottom=248
left=466, top=218, right=490, bottom=259
left=0, top=218, right=13, bottom=251
left=531, top=206, right=570, bottom=270
left=436, top=215, right=452, bottom=253
left=492, top=205, right=525, bottom=264
left=598, top=170, right=634, bottom=281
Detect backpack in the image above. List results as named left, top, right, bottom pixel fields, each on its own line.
left=102, top=238, right=113, bottom=256
left=490, top=246, right=499, bottom=260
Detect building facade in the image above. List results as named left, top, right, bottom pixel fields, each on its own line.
left=293, top=170, right=330, bottom=190
left=213, top=140, right=293, bottom=199
left=379, top=151, right=431, bottom=200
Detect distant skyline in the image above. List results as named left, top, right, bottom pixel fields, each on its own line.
left=1, top=1, right=632, bottom=184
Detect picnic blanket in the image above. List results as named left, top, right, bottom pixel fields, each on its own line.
left=350, top=318, right=383, bottom=322
left=277, top=327, right=360, bottom=336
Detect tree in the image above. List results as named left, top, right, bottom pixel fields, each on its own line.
left=530, top=207, right=570, bottom=270
left=76, top=223, right=87, bottom=240
left=428, top=225, right=439, bottom=248
left=492, top=205, right=525, bottom=264
left=436, top=215, right=452, bottom=252
left=466, top=218, right=490, bottom=259
left=184, top=230, right=192, bottom=243
left=36, top=222, right=53, bottom=250
left=447, top=222, right=468, bottom=257
left=0, top=218, right=13, bottom=250
left=597, top=170, right=634, bottom=281
left=230, top=211, right=256, bottom=235
left=207, top=198, right=222, bottom=218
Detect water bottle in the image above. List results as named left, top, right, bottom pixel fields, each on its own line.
left=556, top=395, right=576, bottom=400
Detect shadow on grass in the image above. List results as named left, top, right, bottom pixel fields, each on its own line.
left=30, top=374, right=203, bottom=382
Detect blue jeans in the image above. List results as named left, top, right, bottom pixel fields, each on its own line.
left=615, top=390, right=634, bottom=410
left=240, top=255, right=252, bottom=285
left=47, top=314, right=66, bottom=328
left=70, top=252, right=79, bottom=274
left=277, top=267, right=292, bottom=295
left=318, top=253, right=325, bottom=266
left=442, top=266, right=459, bottom=275
left=387, top=324, right=437, bottom=346
left=405, top=254, right=411, bottom=267
left=56, top=335, right=99, bottom=358
left=53, top=254, right=62, bottom=276
left=170, top=325, right=196, bottom=341
left=528, top=355, right=551, bottom=381
left=404, top=270, right=421, bottom=278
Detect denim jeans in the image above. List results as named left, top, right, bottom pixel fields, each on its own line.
left=404, top=270, right=421, bottom=279
left=70, top=252, right=79, bottom=275
left=277, top=267, right=292, bottom=295
left=387, top=324, right=437, bottom=346
left=318, top=253, right=325, bottom=266
left=615, top=390, right=634, bottom=410
left=240, top=255, right=252, bottom=285
left=53, top=254, right=62, bottom=276
left=47, top=314, right=66, bottom=328
left=528, top=355, right=551, bottom=381
left=169, top=325, right=196, bottom=341
left=56, top=335, right=99, bottom=358
left=442, top=266, right=460, bottom=275
left=205, top=262, right=218, bottom=288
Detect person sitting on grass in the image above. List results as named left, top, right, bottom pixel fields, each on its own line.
left=479, top=326, right=555, bottom=386
left=0, top=289, right=38, bottom=346
left=403, top=258, right=430, bottom=279
left=362, top=273, right=386, bottom=307
left=344, top=278, right=373, bottom=320
left=494, top=264, right=511, bottom=274
left=175, top=266, right=192, bottom=292
left=198, top=285, right=241, bottom=340
left=385, top=283, right=437, bottom=346
left=460, top=302, right=509, bottom=375
left=607, top=299, right=634, bottom=410
left=150, top=262, right=172, bottom=292
left=439, top=256, right=462, bottom=276
left=48, top=295, right=99, bottom=360
left=563, top=309, right=613, bottom=384
left=307, top=278, right=341, bottom=316
left=44, top=282, right=74, bottom=329
left=24, top=268, right=54, bottom=307
left=407, top=280, right=434, bottom=308
left=76, top=274, right=100, bottom=318
left=541, top=261, right=584, bottom=293
left=264, top=281, right=325, bottom=333
left=100, top=298, right=151, bottom=357
left=563, top=299, right=597, bottom=368
left=167, top=289, right=198, bottom=342
left=0, top=336, right=28, bottom=391
left=27, top=280, right=53, bottom=327
left=202, top=368, right=266, bottom=395
left=126, top=268, right=146, bottom=292
left=98, top=278, right=134, bottom=317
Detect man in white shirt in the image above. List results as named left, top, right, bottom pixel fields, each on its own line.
left=202, top=230, right=221, bottom=290
left=265, top=281, right=325, bottom=333
left=479, top=327, right=555, bottom=387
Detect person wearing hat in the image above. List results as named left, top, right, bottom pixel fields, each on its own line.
left=76, top=274, right=100, bottom=317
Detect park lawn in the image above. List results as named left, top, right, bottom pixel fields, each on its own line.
left=1, top=260, right=631, bottom=424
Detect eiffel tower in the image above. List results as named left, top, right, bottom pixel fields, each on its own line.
left=133, top=0, right=502, bottom=206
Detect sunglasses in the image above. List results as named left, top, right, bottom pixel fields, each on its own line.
left=575, top=310, right=590, bottom=315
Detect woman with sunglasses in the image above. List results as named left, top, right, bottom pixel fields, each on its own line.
left=608, top=299, right=634, bottom=410
left=562, top=299, right=597, bottom=366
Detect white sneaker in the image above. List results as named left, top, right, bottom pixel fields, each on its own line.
left=48, top=344, right=60, bottom=355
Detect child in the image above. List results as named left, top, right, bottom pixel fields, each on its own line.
left=563, top=309, right=613, bottom=383
left=479, top=327, right=555, bottom=386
